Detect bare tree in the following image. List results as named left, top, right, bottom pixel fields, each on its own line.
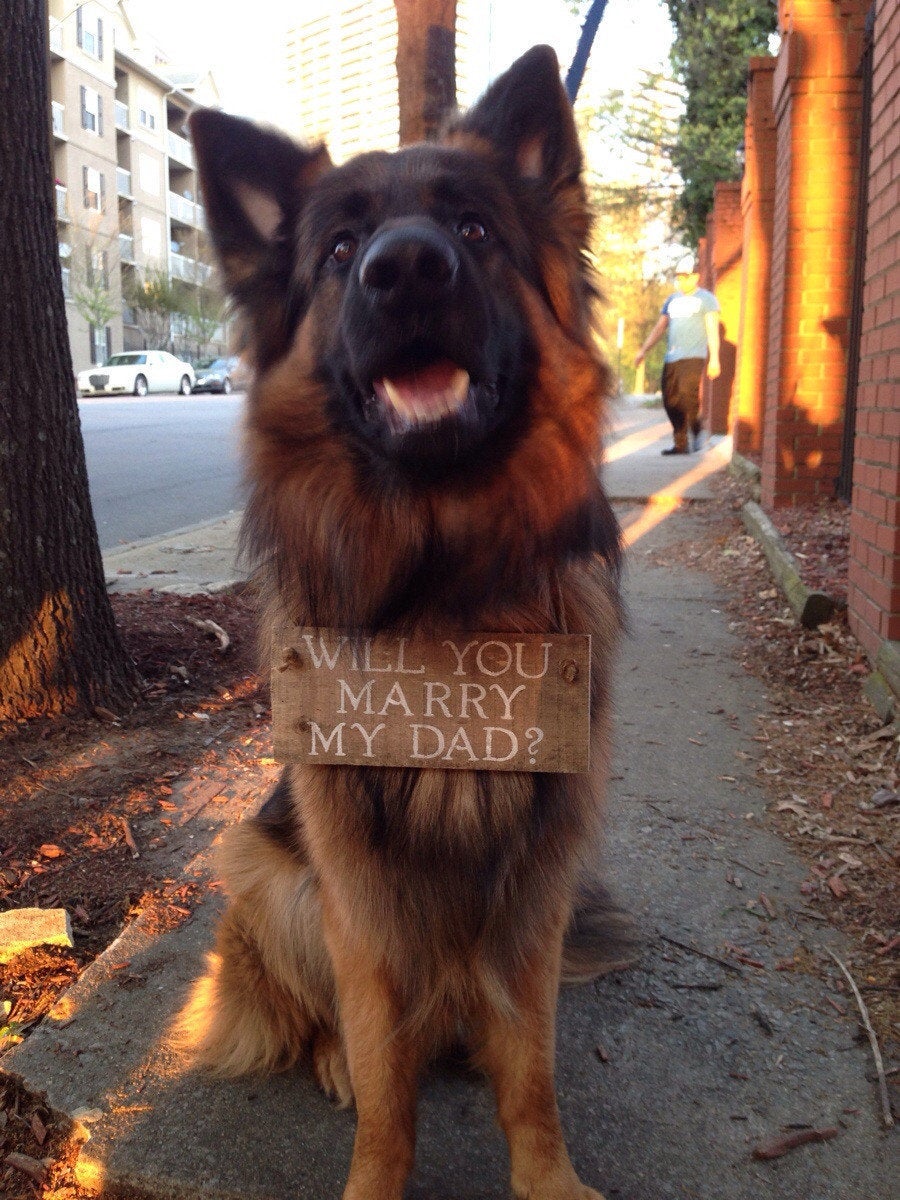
left=67, top=216, right=121, bottom=359
left=0, top=0, right=139, bottom=719
left=174, top=283, right=226, bottom=362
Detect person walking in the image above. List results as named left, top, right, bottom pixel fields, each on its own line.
left=635, top=256, right=721, bottom=455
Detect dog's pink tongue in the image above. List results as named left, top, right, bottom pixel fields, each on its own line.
left=374, top=360, right=470, bottom=423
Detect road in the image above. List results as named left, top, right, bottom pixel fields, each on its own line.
left=78, top=393, right=244, bottom=549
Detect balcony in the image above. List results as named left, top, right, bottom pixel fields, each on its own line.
left=55, top=183, right=69, bottom=222
left=51, top=101, right=65, bottom=138
left=115, top=100, right=129, bottom=132
left=49, top=20, right=63, bottom=56
left=60, top=266, right=70, bottom=298
left=167, top=130, right=194, bottom=169
left=168, top=190, right=194, bottom=225
left=116, top=167, right=132, bottom=197
left=169, top=251, right=213, bottom=285
left=119, top=233, right=135, bottom=263
left=167, top=190, right=205, bottom=228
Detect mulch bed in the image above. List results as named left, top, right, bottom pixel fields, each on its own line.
left=0, top=597, right=267, bottom=1009
left=1, top=588, right=273, bottom=1197
left=769, top=499, right=851, bottom=608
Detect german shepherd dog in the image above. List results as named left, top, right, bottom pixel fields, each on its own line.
left=182, top=45, right=627, bottom=1200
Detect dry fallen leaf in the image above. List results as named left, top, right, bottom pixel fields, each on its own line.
left=870, top=789, right=899, bottom=808
left=4, top=1151, right=47, bottom=1182
left=827, top=875, right=849, bottom=899
left=93, top=706, right=121, bottom=724
left=751, top=1127, right=838, bottom=1160
left=30, top=1111, right=47, bottom=1147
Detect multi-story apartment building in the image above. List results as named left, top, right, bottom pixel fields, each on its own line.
left=49, top=0, right=222, bottom=372
left=283, top=0, right=477, bottom=161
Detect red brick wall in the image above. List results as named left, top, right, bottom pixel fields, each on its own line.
left=761, top=0, right=869, bottom=508
left=848, top=0, right=900, bottom=657
left=734, top=58, right=776, bottom=457
left=702, top=182, right=742, bottom=435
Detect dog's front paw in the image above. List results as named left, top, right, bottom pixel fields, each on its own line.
left=513, top=1171, right=605, bottom=1200
left=312, top=1029, right=353, bottom=1107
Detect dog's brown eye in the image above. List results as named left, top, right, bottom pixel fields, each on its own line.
left=330, top=235, right=358, bottom=264
left=457, top=219, right=488, bottom=244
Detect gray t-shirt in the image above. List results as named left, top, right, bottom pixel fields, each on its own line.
left=662, top=288, right=720, bottom=362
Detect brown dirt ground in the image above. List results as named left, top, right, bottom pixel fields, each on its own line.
left=1, top=493, right=897, bottom=1196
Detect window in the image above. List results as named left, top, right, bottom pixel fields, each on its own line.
left=137, top=90, right=158, bottom=132
left=76, top=6, right=103, bottom=60
left=82, top=166, right=105, bottom=211
left=80, top=86, right=103, bottom=136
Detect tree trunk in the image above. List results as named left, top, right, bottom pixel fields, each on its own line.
left=0, top=0, right=139, bottom=720
left=394, top=0, right=457, bottom=145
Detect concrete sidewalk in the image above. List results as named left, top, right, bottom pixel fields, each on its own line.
left=4, top=399, right=894, bottom=1199
left=102, top=511, right=243, bottom=597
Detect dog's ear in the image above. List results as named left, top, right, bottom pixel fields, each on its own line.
left=189, top=109, right=331, bottom=291
left=448, top=47, right=592, bottom=334
left=448, top=45, right=582, bottom=195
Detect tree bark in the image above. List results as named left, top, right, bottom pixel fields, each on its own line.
left=0, top=0, right=140, bottom=719
left=394, top=0, right=457, bottom=145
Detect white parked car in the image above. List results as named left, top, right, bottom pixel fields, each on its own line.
left=77, top=351, right=195, bottom=397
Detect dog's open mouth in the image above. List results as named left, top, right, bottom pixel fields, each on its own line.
left=348, top=335, right=510, bottom=467
left=370, top=359, right=473, bottom=432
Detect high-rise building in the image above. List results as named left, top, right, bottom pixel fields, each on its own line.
left=49, top=0, right=223, bottom=373
left=283, top=0, right=477, bottom=161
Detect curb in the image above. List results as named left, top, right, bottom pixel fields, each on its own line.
left=101, top=511, right=242, bottom=563
left=863, top=639, right=900, bottom=722
left=741, top=500, right=836, bottom=629
left=101, top=511, right=245, bottom=597
left=728, top=452, right=762, bottom=500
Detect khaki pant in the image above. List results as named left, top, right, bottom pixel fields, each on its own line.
left=661, top=358, right=705, bottom=451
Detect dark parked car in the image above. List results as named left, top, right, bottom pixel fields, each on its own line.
left=192, top=356, right=240, bottom=394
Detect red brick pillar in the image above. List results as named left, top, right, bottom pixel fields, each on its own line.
left=848, top=0, right=900, bottom=660
left=702, top=182, right=742, bottom=435
left=697, top=236, right=711, bottom=287
left=761, top=0, right=869, bottom=508
left=734, top=58, right=776, bottom=458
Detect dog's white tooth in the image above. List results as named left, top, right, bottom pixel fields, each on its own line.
left=382, top=378, right=405, bottom=411
left=450, top=369, right=470, bottom=403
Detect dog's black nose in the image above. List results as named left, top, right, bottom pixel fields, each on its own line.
left=359, top=225, right=459, bottom=307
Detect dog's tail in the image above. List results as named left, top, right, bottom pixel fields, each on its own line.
left=561, top=879, right=640, bottom=984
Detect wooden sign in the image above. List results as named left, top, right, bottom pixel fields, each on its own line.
left=271, top=627, right=592, bottom=773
